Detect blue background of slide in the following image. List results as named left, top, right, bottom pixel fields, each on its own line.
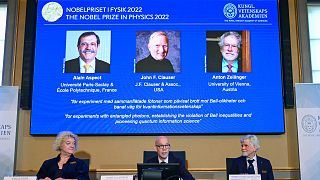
left=31, top=0, right=285, bottom=135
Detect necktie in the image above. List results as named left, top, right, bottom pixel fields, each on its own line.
left=160, top=161, right=166, bottom=164
left=247, top=159, right=255, bottom=174
left=84, top=64, right=90, bottom=73
left=227, top=64, right=233, bottom=72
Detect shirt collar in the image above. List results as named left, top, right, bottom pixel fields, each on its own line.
left=56, top=154, right=75, bottom=162
left=222, top=58, right=238, bottom=69
left=246, top=154, right=257, bottom=161
left=79, top=57, right=96, bottom=70
left=158, top=156, right=169, bottom=163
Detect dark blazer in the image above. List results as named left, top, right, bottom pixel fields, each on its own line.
left=36, top=154, right=89, bottom=180
left=145, top=153, right=195, bottom=180
left=229, top=156, right=274, bottom=180
left=65, top=58, right=110, bottom=73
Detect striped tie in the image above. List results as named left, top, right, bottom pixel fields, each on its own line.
left=227, top=64, right=233, bottom=73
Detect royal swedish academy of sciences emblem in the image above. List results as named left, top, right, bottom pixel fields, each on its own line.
left=223, top=3, right=237, bottom=19
left=301, top=115, right=317, bottom=133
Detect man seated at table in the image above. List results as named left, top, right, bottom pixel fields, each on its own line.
left=229, top=134, right=274, bottom=180
left=145, top=136, right=195, bottom=180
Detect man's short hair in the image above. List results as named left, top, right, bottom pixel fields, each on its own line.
left=240, top=134, right=261, bottom=150
left=148, top=31, right=169, bottom=44
left=218, top=31, right=242, bottom=48
left=154, top=136, right=169, bottom=146
left=77, top=31, right=100, bottom=46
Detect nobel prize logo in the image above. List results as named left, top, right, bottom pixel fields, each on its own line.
left=301, top=115, right=317, bottom=133
left=223, top=3, right=237, bottom=19
left=42, top=2, right=63, bottom=22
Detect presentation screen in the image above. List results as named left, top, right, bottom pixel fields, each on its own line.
left=30, top=0, right=285, bottom=135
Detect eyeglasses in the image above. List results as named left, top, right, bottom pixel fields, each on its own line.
left=223, top=43, right=238, bottom=49
left=156, top=144, right=171, bottom=149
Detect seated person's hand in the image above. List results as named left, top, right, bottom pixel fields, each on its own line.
left=39, top=177, right=52, bottom=180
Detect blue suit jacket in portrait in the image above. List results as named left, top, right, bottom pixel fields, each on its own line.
left=145, top=153, right=195, bottom=180
left=229, top=156, right=274, bottom=180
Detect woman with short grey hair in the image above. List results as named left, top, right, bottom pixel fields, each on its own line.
left=37, top=131, right=89, bottom=180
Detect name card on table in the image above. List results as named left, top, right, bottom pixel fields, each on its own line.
left=101, top=175, right=134, bottom=180
left=3, top=176, right=36, bottom=180
left=229, top=174, right=261, bottom=180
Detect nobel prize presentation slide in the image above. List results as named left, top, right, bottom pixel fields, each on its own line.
left=31, top=0, right=285, bottom=135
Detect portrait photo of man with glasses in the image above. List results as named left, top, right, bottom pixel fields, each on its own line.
left=206, top=30, right=252, bottom=73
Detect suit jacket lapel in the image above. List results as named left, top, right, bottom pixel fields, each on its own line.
left=240, top=156, right=248, bottom=174
left=94, top=58, right=99, bottom=72
left=155, top=157, right=160, bottom=163
left=168, top=153, right=172, bottom=163
left=257, top=156, right=263, bottom=174
left=74, top=58, right=81, bottom=72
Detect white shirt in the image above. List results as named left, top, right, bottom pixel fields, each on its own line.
left=246, top=155, right=258, bottom=174
left=158, top=156, right=169, bottom=164
left=79, top=57, right=96, bottom=73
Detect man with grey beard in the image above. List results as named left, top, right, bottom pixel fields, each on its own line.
left=229, top=135, right=274, bottom=180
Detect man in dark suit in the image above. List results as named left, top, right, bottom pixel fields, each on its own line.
left=207, top=31, right=242, bottom=73
left=65, top=31, right=110, bottom=73
left=229, top=135, right=274, bottom=180
left=145, top=136, right=194, bottom=180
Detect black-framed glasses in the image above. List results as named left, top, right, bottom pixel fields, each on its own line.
left=156, top=144, right=171, bottom=149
